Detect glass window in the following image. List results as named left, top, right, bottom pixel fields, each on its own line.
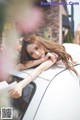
left=10, top=75, right=36, bottom=120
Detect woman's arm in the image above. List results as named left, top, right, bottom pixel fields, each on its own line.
left=21, top=59, right=55, bottom=88
left=17, top=52, right=58, bottom=70
left=17, top=57, right=49, bottom=70
left=9, top=59, right=56, bottom=98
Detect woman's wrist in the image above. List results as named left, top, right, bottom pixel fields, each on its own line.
left=40, top=57, right=47, bottom=63
left=21, top=74, right=35, bottom=88
left=27, top=74, right=35, bottom=81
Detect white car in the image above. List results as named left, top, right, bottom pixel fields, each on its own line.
left=11, top=43, right=80, bottom=120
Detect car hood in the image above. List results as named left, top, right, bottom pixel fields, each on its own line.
left=12, top=65, right=66, bottom=81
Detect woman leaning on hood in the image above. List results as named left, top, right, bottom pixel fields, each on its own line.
left=9, top=35, right=78, bottom=98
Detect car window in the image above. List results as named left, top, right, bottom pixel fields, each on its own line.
left=10, top=75, right=36, bottom=120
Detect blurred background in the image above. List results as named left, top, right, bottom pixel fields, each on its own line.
left=0, top=0, right=80, bottom=45
left=0, top=0, right=80, bottom=81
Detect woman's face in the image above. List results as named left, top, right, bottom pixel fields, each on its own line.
left=26, top=43, right=46, bottom=59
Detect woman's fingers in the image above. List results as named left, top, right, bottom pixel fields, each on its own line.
left=46, top=53, right=57, bottom=63
left=9, top=88, right=22, bottom=98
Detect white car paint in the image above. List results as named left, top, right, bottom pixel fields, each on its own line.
left=12, top=43, right=80, bottom=120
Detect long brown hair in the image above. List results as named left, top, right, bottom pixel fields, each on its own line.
left=20, top=35, right=78, bottom=75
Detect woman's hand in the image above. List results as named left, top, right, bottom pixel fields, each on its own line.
left=9, top=82, right=23, bottom=99
left=45, top=52, right=58, bottom=63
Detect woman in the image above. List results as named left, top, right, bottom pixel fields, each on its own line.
left=74, top=24, right=80, bottom=45
left=9, top=35, right=78, bottom=98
